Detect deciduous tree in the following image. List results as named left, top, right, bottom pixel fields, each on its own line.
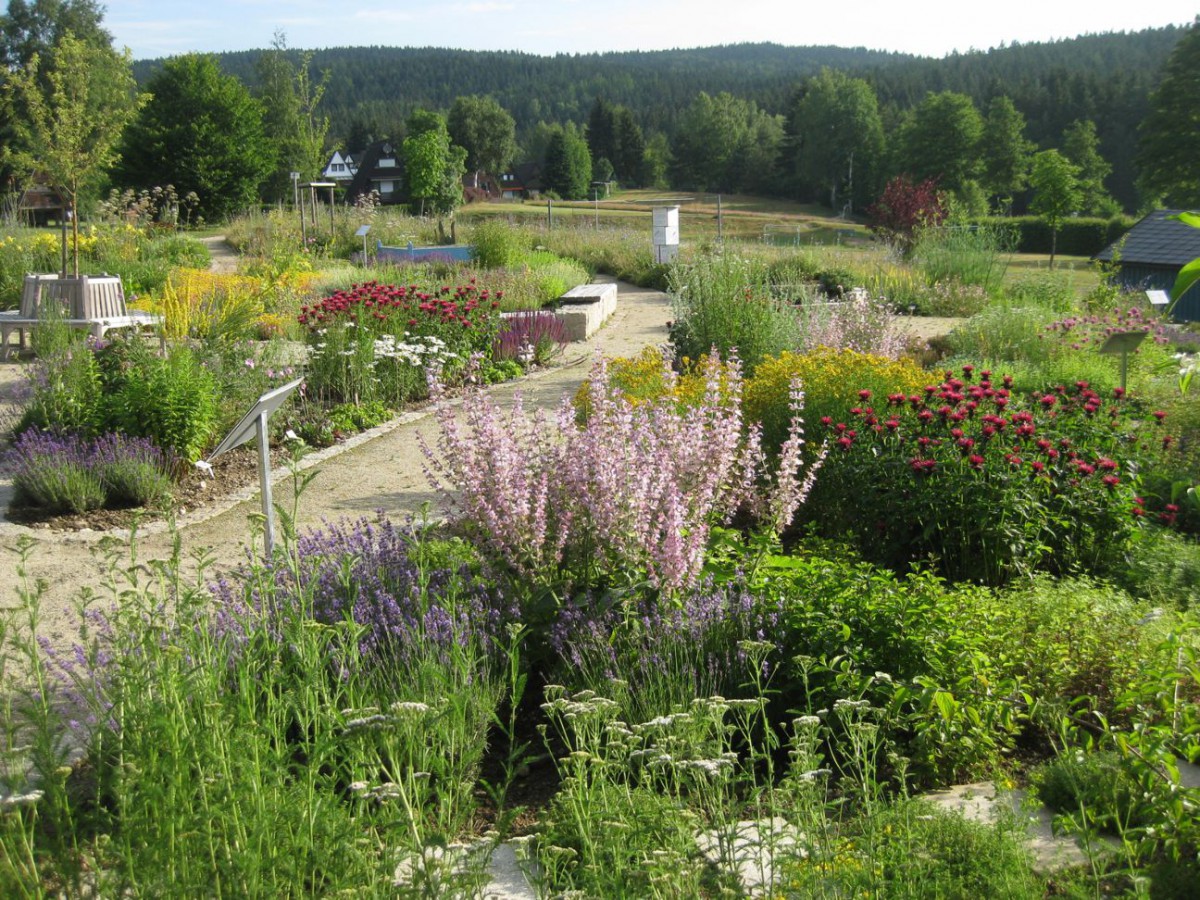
left=894, top=91, right=983, bottom=198
left=448, top=94, right=516, bottom=187
left=256, top=31, right=330, bottom=203
left=671, top=91, right=783, bottom=194
left=116, top=54, right=272, bottom=221
left=788, top=68, right=884, bottom=213
left=402, top=109, right=465, bottom=233
left=0, top=0, right=108, bottom=69
left=4, top=30, right=143, bottom=274
left=1062, top=118, right=1115, bottom=215
left=543, top=122, right=591, bottom=199
left=1029, top=149, right=1081, bottom=268
left=979, top=96, right=1033, bottom=211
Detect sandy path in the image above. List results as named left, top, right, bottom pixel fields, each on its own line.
left=0, top=279, right=674, bottom=652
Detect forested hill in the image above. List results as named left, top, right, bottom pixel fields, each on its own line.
left=131, top=25, right=1186, bottom=209
left=135, top=42, right=909, bottom=137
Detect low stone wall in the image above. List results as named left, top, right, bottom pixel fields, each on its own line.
left=555, top=282, right=618, bottom=341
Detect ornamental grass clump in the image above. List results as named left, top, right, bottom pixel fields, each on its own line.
left=808, top=366, right=1174, bottom=584
left=424, top=351, right=819, bottom=597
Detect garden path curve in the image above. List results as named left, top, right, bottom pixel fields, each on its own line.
left=0, top=278, right=674, bottom=654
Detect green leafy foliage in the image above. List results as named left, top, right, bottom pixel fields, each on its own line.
left=1136, top=18, right=1200, bottom=207
left=116, top=54, right=273, bottom=221
left=105, top=345, right=219, bottom=462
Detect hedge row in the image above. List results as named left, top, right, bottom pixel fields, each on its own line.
left=975, top=216, right=1133, bottom=257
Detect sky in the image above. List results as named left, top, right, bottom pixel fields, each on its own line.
left=104, top=0, right=1198, bottom=60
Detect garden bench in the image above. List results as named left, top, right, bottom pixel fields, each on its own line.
left=0, top=273, right=164, bottom=358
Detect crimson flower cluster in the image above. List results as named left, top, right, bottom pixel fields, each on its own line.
left=809, top=365, right=1176, bottom=583
left=821, top=366, right=1169, bottom=507
left=298, top=279, right=502, bottom=332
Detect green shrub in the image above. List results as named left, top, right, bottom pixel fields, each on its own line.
left=803, top=799, right=1044, bottom=899
left=327, top=401, right=393, bottom=434
left=668, top=252, right=801, bottom=371
left=1003, top=272, right=1078, bottom=312
left=806, top=369, right=1161, bottom=584
left=1118, top=528, right=1200, bottom=609
left=910, top=280, right=991, bottom=316
left=945, top=305, right=1061, bottom=365
left=762, top=552, right=1020, bottom=784
left=1032, top=750, right=1148, bottom=833
left=468, top=219, right=525, bottom=268
left=16, top=339, right=104, bottom=436
left=975, top=215, right=1132, bottom=256
left=106, top=345, right=220, bottom=461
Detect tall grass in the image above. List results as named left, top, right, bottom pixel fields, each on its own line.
left=1, top=509, right=513, bottom=897
left=912, top=224, right=1015, bottom=291
left=668, top=253, right=801, bottom=371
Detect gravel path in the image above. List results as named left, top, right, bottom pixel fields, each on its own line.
left=0, top=278, right=674, bottom=652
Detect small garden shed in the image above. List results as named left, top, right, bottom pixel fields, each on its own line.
left=1095, top=209, right=1200, bottom=321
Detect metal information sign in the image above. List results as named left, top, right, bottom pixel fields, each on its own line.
left=1097, top=330, right=1147, bottom=392
left=206, top=377, right=303, bottom=559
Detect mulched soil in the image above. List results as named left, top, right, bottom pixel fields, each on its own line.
left=7, top=445, right=293, bottom=532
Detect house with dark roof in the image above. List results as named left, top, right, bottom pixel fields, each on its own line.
left=497, top=162, right=543, bottom=200
left=345, top=141, right=406, bottom=206
left=1095, top=209, right=1200, bottom=321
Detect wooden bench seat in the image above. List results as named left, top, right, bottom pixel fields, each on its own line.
left=0, top=273, right=164, bottom=357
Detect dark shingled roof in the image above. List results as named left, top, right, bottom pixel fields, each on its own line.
left=1096, top=209, right=1200, bottom=266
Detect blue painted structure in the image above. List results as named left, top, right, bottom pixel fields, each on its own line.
left=375, top=240, right=473, bottom=265
left=1095, top=210, right=1200, bottom=322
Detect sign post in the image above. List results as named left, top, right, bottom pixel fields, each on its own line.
left=205, top=378, right=303, bottom=560
left=355, top=224, right=371, bottom=263
left=1097, top=330, right=1147, bottom=393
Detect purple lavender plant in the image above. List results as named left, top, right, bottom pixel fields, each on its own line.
left=211, top=517, right=512, bottom=669
left=5, top=429, right=105, bottom=513
left=3, top=429, right=177, bottom=513
left=91, top=433, right=176, bottom=508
